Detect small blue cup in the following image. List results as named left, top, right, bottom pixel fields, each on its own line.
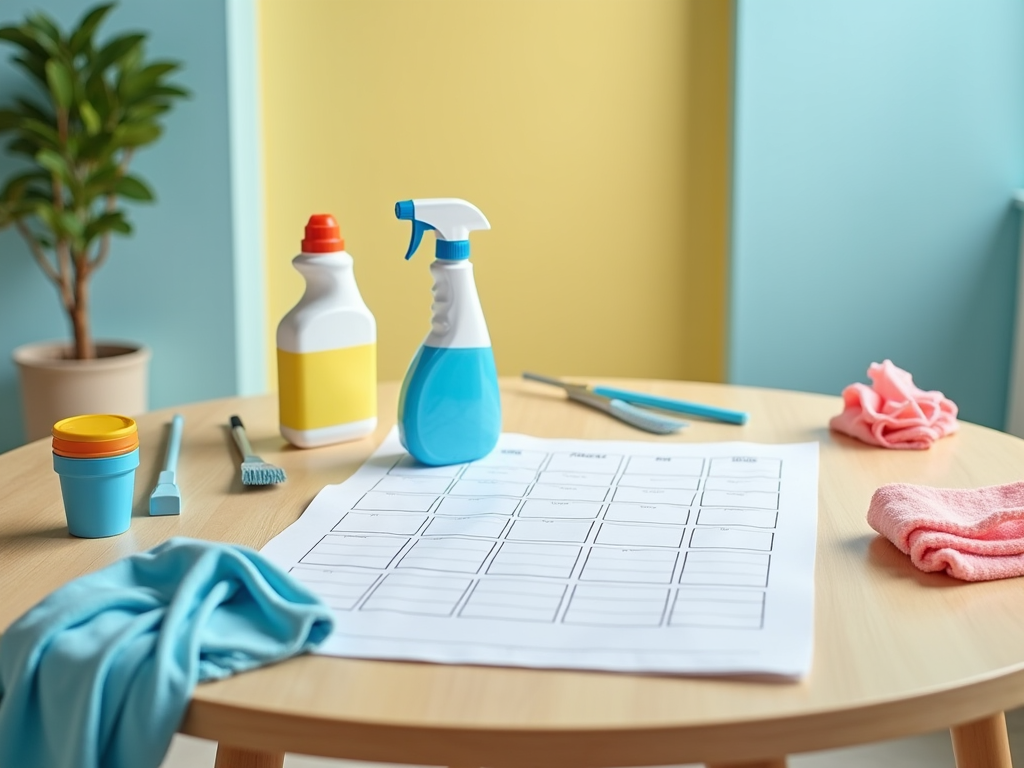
left=52, top=448, right=140, bottom=538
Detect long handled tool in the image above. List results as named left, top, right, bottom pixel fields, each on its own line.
left=230, top=415, right=287, bottom=486
left=523, top=372, right=687, bottom=435
left=149, top=414, right=184, bottom=516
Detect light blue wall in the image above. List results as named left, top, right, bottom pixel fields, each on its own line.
left=730, top=0, right=1024, bottom=429
left=0, top=0, right=248, bottom=452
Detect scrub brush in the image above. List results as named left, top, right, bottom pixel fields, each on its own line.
left=229, top=415, right=286, bottom=486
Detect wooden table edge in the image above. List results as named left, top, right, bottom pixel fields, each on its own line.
left=181, top=662, right=1024, bottom=766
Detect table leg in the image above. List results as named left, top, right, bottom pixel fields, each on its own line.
left=213, top=744, right=285, bottom=768
left=706, top=759, right=787, bottom=768
left=950, top=712, right=1013, bottom=768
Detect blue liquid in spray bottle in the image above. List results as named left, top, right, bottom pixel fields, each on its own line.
left=395, top=199, right=501, bottom=466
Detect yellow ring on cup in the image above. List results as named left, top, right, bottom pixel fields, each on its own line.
left=52, top=414, right=137, bottom=442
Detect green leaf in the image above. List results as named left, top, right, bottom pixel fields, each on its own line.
left=70, top=4, right=115, bottom=55
left=19, top=118, right=60, bottom=149
left=15, top=97, right=53, bottom=123
left=85, top=210, right=131, bottom=241
left=148, top=84, right=189, bottom=100
left=0, top=109, right=21, bottom=131
left=120, top=61, right=181, bottom=103
left=0, top=26, right=48, bottom=58
left=12, top=54, right=48, bottom=86
left=79, top=100, right=101, bottom=135
left=125, top=102, right=170, bottom=122
left=26, top=12, right=62, bottom=46
left=114, top=174, right=153, bottom=201
left=112, top=121, right=161, bottom=147
left=90, top=32, right=145, bottom=76
left=58, top=210, right=84, bottom=238
left=0, top=170, right=48, bottom=203
left=45, top=60, right=74, bottom=111
left=6, top=137, right=39, bottom=158
left=35, top=149, right=72, bottom=184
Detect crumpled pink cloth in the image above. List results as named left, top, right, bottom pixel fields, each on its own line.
left=868, top=482, right=1024, bottom=581
left=829, top=360, right=958, bottom=449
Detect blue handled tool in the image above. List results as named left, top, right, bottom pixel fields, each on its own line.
left=522, top=372, right=687, bottom=435
left=149, top=414, right=184, bottom=516
left=591, top=385, right=749, bottom=425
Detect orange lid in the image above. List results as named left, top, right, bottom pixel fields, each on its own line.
left=53, top=414, right=137, bottom=442
left=301, top=214, right=345, bottom=253
left=52, top=433, right=139, bottom=458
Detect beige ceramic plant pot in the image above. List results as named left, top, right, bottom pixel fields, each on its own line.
left=13, top=340, right=151, bottom=442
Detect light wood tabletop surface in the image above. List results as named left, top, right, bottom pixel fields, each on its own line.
left=2, top=378, right=1024, bottom=768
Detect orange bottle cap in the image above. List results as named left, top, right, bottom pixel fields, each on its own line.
left=301, top=214, right=345, bottom=253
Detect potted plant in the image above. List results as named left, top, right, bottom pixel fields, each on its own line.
left=0, top=3, right=188, bottom=441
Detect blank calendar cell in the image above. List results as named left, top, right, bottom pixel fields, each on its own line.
left=333, top=511, right=427, bottom=535
left=680, top=552, right=770, bottom=587
left=373, top=475, right=453, bottom=494
left=604, top=503, right=689, bottom=526
left=449, top=479, right=530, bottom=497
left=618, top=475, right=700, bottom=491
left=596, top=522, right=685, bottom=548
left=300, top=534, right=408, bottom=570
left=519, top=499, right=603, bottom=519
left=538, top=471, right=615, bottom=486
left=709, top=457, right=781, bottom=478
left=696, top=508, right=778, bottom=528
left=625, top=456, right=704, bottom=476
left=580, top=547, right=678, bottom=584
left=563, top=585, right=669, bottom=626
left=361, top=573, right=471, bottom=616
left=462, top=466, right=538, bottom=483
left=507, top=519, right=594, bottom=543
left=289, top=567, right=380, bottom=610
left=435, top=496, right=519, bottom=516
left=704, top=477, right=780, bottom=493
left=397, top=537, right=495, bottom=573
left=487, top=542, right=582, bottom=579
left=355, top=492, right=438, bottom=512
left=475, top=448, right=548, bottom=470
left=529, top=483, right=608, bottom=502
left=389, top=455, right=465, bottom=477
left=669, top=588, right=765, bottom=629
left=459, top=579, right=567, bottom=622
left=690, top=528, right=774, bottom=551
left=423, top=515, right=509, bottom=539
left=700, top=490, right=778, bottom=510
left=612, top=487, right=696, bottom=506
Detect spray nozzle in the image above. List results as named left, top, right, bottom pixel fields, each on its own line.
left=395, top=198, right=490, bottom=261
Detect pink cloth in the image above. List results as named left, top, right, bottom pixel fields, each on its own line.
left=830, top=360, right=958, bottom=449
left=868, top=482, right=1024, bottom=581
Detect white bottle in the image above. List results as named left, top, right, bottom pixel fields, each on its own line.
left=276, top=214, right=377, bottom=448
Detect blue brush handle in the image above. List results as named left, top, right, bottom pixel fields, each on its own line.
left=592, top=386, right=749, bottom=425
left=164, top=414, right=184, bottom=473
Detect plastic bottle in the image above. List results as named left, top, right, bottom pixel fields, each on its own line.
left=394, top=198, right=500, bottom=466
left=276, top=214, right=377, bottom=448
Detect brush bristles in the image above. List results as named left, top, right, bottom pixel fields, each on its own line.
left=241, top=461, right=287, bottom=486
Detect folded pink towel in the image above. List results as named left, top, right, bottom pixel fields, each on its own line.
left=868, top=482, right=1024, bottom=581
left=830, top=360, right=958, bottom=449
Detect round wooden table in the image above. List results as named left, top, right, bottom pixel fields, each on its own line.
left=2, top=379, right=1023, bottom=768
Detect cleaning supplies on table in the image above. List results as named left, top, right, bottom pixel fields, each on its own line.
left=149, top=413, right=184, bottom=515
left=0, top=537, right=333, bottom=768
left=395, top=198, right=500, bottom=465
left=868, top=482, right=1024, bottom=581
left=522, top=372, right=687, bottom=434
left=230, top=415, right=287, bottom=486
left=830, top=360, right=958, bottom=449
left=277, top=214, right=377, bottom=448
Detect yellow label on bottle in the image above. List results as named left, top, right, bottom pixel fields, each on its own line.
left=277, top=343, right=377, bottom=431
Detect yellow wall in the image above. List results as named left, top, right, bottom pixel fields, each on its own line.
left=259, top=0, right=731, bottom=387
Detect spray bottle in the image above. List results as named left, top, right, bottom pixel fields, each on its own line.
left=276, top=214, right=377, bottom=448
left=395, top=198, right=500, bottom=465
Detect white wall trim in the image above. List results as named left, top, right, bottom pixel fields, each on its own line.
left=225, top=0, right=267, bottom=396
left=1005, top=190, right=1024, bottom=436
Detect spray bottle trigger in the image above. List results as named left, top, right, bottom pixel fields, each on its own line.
left=404, top=220, right=435, bottom=261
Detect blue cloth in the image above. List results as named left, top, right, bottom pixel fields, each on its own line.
left=0, top=537, right=334, bottom=768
